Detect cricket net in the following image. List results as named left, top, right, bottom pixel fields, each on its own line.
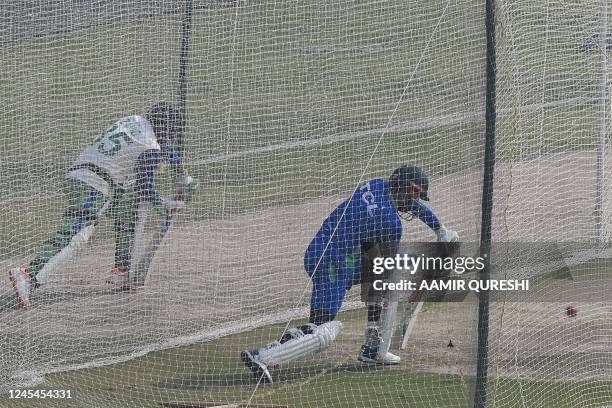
left=0, top=0, right=611, bottom=407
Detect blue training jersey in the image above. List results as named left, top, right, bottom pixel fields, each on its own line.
left=135, top=145, right=182, bottom=205
left=308, top=178, right=443, bottom=262
left=311, top=178, right=403, bottom=259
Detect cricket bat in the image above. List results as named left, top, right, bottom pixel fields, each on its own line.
left=129, top=205, right=176, bottom=287
left=399, top=298, right=424, bottom=350
left=129, top=174, right=192, bottom=287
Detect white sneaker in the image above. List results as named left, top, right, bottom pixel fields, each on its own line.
left=9, top=267, right=31, bottom=309
left=358, top=345, right=401, bottom=365
left=107, top=268, right=130, bottom=291
left=375, top=351, right=401, bottom=365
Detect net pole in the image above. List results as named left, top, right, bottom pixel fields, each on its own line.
left=474, top=0, right=497, bottom=406
left=596, top=0, right=608, bottom=242
left=178, top=0, right=194, bottom=154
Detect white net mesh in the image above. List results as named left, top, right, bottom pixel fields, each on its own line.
left=0, top=0, right=610, bottom=407
left=486, top=0, right=612, bottom=406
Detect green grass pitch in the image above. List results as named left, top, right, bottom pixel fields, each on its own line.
left=5, top=303, right=612, bottom=407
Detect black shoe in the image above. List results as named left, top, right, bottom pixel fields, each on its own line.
left=241, top=349, right=273, bottom=384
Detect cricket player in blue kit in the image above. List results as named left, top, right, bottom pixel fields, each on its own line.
left=242, top=165, right=458, bottom=383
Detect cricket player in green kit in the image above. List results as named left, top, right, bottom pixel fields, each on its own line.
left=9, top=102, right=199, bottom=309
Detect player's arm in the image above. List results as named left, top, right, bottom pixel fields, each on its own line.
left=136, top=149, right=200, bottom=212
left=406, top=199, right=458, bottom=242
left=135, top=149, right=185, bottom=212
left=136, top=150, right=163, bottom=205
left=160, top=144, right=201, bottom=201
left=161, top=142, right=183, bottom=174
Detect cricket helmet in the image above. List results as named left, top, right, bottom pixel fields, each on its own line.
left=389, top=165, right=430, bottom=201
left=146, top=102, right=183, bottom=143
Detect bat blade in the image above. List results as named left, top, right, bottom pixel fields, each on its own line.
left=399, top=300, right=424, bottom=350
left=129, top=174, right=193, bottom=288
left=130, top=206, right=175, bottom=288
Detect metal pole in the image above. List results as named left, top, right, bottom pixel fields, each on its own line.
left=596, top=0, right=609, bottom=242
left=178, top=0, right=194, bottom=155
left=474, top=0, right=497, bottom=405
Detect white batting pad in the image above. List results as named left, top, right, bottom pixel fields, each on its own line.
left=257, top=321, right=342, bottom=367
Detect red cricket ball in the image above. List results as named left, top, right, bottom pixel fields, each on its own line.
left=566, top=305, right=577, bottom=317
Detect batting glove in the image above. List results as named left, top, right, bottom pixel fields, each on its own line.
left=435, top=226, right=459, bottom=243
left=183, top=175, right=201, bottom=198
left=161, top=196, right=186, bottom=213
left=173, top=174, right=200, bottom=202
